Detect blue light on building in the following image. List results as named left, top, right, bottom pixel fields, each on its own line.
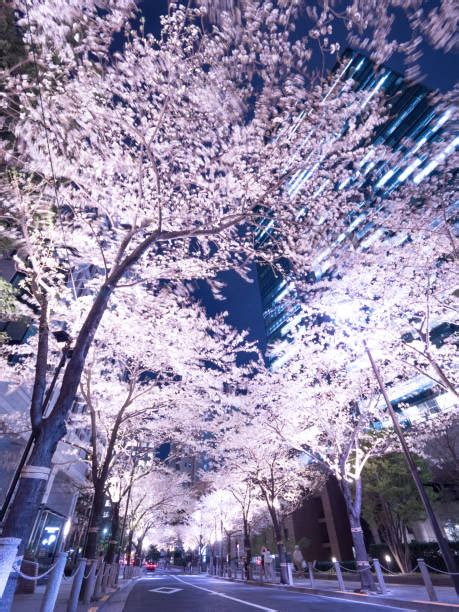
left=256, top=49, right=456, bottom=347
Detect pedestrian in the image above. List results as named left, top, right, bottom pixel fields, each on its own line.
left=260, top=546, right=266, bottom=578
left=293, top=545, right=306, bottom=574
left=263, top=547, right=273, bottom=581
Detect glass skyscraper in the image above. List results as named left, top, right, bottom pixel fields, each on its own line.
left=255, top=49, right=457, bottom=420
left=256, top=48, right=456, bottom=346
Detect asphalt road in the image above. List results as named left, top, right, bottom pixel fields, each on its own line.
left=122, top=571, right=409, bottom=612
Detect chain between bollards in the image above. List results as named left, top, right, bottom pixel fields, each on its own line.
left=334, top=561, right=346, bottom=591
left=66, top=557, right=87, bottom=612
left=39, top=551, right=68, bottom=612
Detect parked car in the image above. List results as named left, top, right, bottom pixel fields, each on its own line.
left=145, top=561, right=157, bottom=572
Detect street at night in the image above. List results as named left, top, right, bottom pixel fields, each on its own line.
left=120, top=572, right=408, bottom=612
left=1, top=1, right=458, bottom=611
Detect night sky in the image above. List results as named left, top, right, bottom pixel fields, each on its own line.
left=140, top=1, right=456, bottom=353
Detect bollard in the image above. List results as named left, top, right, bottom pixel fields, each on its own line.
left=109, top=563, right=118, bottom=587
left=101, top=562, right=110, bottom=592
left=114, top=562, right=120, bottom=586
left=308, top=562, right=315, bottom=588
left=0, top=537, right=21, bottom=599
left=39, top=551, right=68, bottom=612
left=107, top=563, right=114, bottom=588
left=418, top=558, right=438, bottom=602
left=93, top=560, right=105, bottom=599
left=280, top=563, right=293, bottom=586
left=82, top=559, right=98, bottom=604
left=334, top=561, right=346, bottom=591
left=372, top=559, right=387, bottom=595
left=67, top=558, right=87, bottom=612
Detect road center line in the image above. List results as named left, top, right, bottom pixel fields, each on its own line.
left=172, top=575, right=278, bottom=611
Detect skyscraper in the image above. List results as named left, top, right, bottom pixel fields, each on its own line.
left=256, top=49, right=456, bottom=349
left=254, top=49, right=457, bottom=557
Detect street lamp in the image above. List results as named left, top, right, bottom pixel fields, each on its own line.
left=365, top=342, right=459, bottom=595
left=329, top=300, right=459, bottom=594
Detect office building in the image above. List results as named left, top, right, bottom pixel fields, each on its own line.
left=255, top=49, right=457, bottom=555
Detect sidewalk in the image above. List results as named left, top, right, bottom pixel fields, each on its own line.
left=11, top=575, right=136, bottom=612
left=292, top=575, right=459, bottom=606
left=214, top=571, right=459, bottom=612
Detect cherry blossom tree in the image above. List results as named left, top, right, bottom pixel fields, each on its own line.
left=68, top=285, right=252, bottom=560
left=293, top=155, right=458, bottom=401
left=255, top=291, right=459, bottom=590
left=189, top=488, right=241, bottom=575
left=203, top=469, right=269, bottom=579
left=246, top=338, right=391, bottom=591
left=0, top=0, right=456, bottom=573
left=214, top=406, right=324, bottom=584
left=122, top=468, right=189, bottom=567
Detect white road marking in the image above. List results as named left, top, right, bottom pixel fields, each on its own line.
left=174, top=576, right=411, bottom=611
left=148, top=587, right=182, bottom=594
left=315, top=594, right=410, bottom=610
left=172, top=575, right=278, bottom=611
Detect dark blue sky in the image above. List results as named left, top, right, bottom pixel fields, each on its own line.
left=140, top=1, right=457, bottom=92
left=140, top=1, right=456, bottom=351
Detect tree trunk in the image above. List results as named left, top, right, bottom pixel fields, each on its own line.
left=341, top=478, right=375, bottom=592
left=402, top=523, right=412, bottom=573
left=0, top=418, right=65, bottom=612
left=134, top=536, right=144, bottom=566
left=269, top=507, right=288, bottom=584
left=369, top=522, right=382, bottom=545
left=84, top=484, right=105, bottom=560
left=105, top=501, right=120, bottom=564
left=125, top=529, right=134, bottom=567
left=2, top=284, right=114, bottom=551
left=226, top=532, right=231, bottom=574
left=1, top=418, right=65, bottom=555
left=243, top=517, right=252, bottom=580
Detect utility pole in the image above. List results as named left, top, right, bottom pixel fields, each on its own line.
left=364, top=341, right=459, bottom=595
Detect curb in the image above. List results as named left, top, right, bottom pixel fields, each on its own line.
left=88, top=577, right=140, bottom=612
left=211, top=575, right=459, bottom=612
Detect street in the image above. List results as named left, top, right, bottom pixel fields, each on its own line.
left=122, top=571, right=409, bottom=612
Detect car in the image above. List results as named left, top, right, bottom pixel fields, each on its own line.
left=145, top=561, right=157, bottom=572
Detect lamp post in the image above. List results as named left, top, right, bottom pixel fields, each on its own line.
left=364, top=341, right=459, bottom=595
left=0, top=331, right=72, bottom=524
